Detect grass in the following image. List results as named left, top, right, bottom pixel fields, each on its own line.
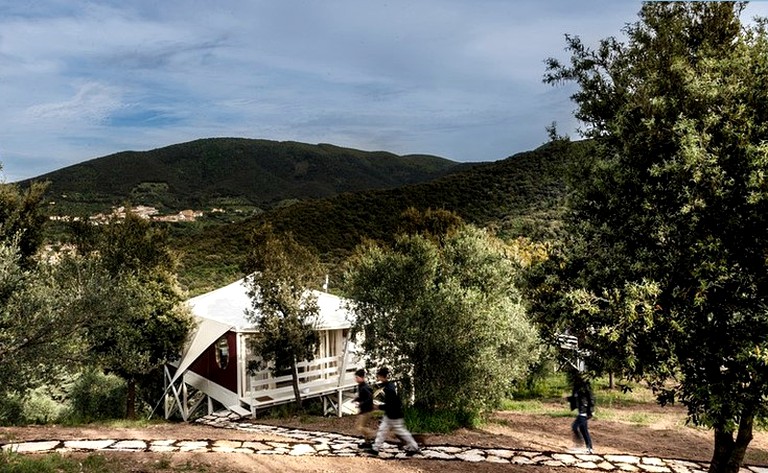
left=0, top=451, right=216, bottom=473
left=503, top=373, right=687, bottom=428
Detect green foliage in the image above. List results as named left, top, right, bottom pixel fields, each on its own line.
left=242, top=224, right=323, bottom=405
left=73, top=211, right=194, bottom=418
left=64, top=369, right=127, bottom=423
left=22, top=138, right=459, bottom=216
left=0, top=451, right=124, bottom=473
left=509, top=361, right=570, bottom=400
left=0, top=181, right=49, bottom=265
left=175, top=140, right=579, bottom=295
left=536, top=3, right=768, bottom=472
left=404, top=406, right=481, bottom=433
left=20, top=388, right=68, bottom=424
left=344, top=220, right=542, bottom=416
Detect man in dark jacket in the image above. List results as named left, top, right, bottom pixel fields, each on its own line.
left=353, top=368, right=375, bottom=448
left=569, top=375, right=595, bottom=454
left=371, top=367, right=420, bottom=455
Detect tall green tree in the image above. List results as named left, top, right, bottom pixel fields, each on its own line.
left=75, top=211, right=193, bottom=418
left=242, top=224, right=323, bottom=406
left=343, top=222, right=541, bottom=417
left=535, top=3, right=768, bottom=472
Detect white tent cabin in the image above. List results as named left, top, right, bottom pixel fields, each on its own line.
left=162, top=278, right=361, bottom=421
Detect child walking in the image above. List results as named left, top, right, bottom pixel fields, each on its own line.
left=353, top=368, right=375, bottom=448
left=569, top=374, right=595, bottom=454
left=370, top=367, right=420, bottom=455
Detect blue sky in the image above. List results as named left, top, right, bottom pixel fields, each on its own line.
left=1, top=1, right=767, bottom=182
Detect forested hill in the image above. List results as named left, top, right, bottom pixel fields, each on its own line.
left=176, top=139, right=589, bottom=294
left=20, top=138, right=464, bottom=215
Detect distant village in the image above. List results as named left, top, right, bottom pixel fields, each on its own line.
left=48, top=205, right=217, bottom=224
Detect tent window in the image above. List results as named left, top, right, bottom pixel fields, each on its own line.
left=214, top=337, right=229, bottom=370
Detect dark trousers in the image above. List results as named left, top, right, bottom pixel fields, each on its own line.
left=572, top=414, right=592, bottom=450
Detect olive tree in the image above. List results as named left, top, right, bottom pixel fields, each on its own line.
left=535, top=3, right=768, bottom=472
left=242, top=224, right=323, bottom=407
left=74, top=211, right=193, bottom=419
left=343, top=223, right=541, bottom=418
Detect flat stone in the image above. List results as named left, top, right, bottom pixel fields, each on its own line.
left=642, top=457, right=665, bottom=466
left=512, top=456, right=534, bottom=464
left=212, top=440, right=242, bottom=449
left=242, top=441, right=272, bottom=451
left=638, top=464, right=671, bottom=473
left=150, top=440, right=176, bottom=446
left=606, top=455, right=642, bottom=464
left=266, top=442, right=291, bottom=448
left=289, top=444, right=316, bottom=456
left=598, top=461, right=617, bottom=470
left=577, top=461, right=600, bottom=469
left=178, top=441, right=210, bottom=452
left=750, top=468, right=768, bottom=473
left=110, top=440, right=147, bottom=451
left=577, top=454, right=603, bottom=462
left=455, top=449, right=486, bottom=462
left=4, top=441, right=60, bottom=453
left=617, top=464, right=640, bottom=471
left=487, top=449, right=516, bottom=459
left=553, top=453, right=579, bottom=464
left=149, top=445, right=177, bottom=453
left=422, top=450, right=455, bottom=460
left=486, top=455, right=509, bottom=464
left=64, top=440, right=116, bottom=450
left=433, top=446, right=463, bottom=454
left=543, top=460, right=565, bottom=467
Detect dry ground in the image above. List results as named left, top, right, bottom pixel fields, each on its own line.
left=2, top=401, right=768, bottom=473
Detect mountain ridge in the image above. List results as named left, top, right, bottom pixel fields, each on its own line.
left=20, top=137, right=467, bottom=216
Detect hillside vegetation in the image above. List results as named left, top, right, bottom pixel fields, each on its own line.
left=174, top=139, right=588, bottom=294
left=21, top=138, right=463, bottom=215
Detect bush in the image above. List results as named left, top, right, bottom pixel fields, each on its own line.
left=404, top=406, right=481, bottom=433
left=0, top=394, right=26, bottom=426
left=21, top=389, right=67, bottom=424
left=63, top=369, right=127, bottom=423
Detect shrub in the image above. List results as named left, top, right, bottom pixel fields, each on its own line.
left=64, top=369, right=127, bottom=423
left=404, top=406, right=481, bottom=433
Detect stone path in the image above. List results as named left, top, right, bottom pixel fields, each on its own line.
left=2, top=413, right=767, bottom=473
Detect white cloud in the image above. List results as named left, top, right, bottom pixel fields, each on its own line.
left=24, top=82, right=124, bottom=123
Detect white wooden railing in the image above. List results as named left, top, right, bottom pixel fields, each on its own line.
left=244, top=354, right=357, bottom=397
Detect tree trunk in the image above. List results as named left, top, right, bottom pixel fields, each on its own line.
left=291, top=359, right=303, bottom=408
left=126, top=378, right=137, bottom=420
left=708, top=412, right=753, bottom=473
left=609, top=372, right=614, bottom=390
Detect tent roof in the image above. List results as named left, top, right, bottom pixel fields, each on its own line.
left=186, top=277, right=354, bottom=331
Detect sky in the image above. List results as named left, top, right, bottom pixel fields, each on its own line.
left=2, top=1, right=767, bottom=182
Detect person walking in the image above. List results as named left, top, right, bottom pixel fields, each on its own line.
left=370, top=367, right=420, bottom=455
left=569, top=374, right=595, bottom=454
left=353, top=368, right=375, bottom=449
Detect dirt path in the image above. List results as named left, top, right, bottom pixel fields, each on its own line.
left=3, top=407, right=768, bottom=473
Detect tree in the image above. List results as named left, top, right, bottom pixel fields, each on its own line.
left=75, top=211, right=193, bottom=418
left=0, top=241, right=103, bottom=399
left=343, top=222, right=541, bottom=418
left=536, top=3, right=768, bottom=472
left=0, top=181, right=49, bottom=266
left=0, top=179, right=103, bottom=406
left=242, top=224, right=323, bottom=407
